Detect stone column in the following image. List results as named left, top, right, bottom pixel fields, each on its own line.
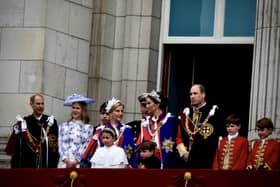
left=89, top=0, right=162, bottom=124
left=248, top=0, right=280, bottom=141
left=0, top=0, right=93, bottom=136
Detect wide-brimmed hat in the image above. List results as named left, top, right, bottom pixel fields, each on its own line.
left=64, top=93, right=95, bottom=106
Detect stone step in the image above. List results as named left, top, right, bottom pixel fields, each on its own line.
left=0, top=136, right=8, bottom=151
left=0, top=154, right=10, bottom=160
left=0, top=143, right=7, bottom=151
left=0, top=160, right=10, bottom=168
left=0, top=154, right=11, bottom=168
left=0, top=136, right=11, bottom=168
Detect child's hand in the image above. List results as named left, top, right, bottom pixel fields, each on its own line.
left=138, top=163, right=145, bottom=169
left=65, top=159, right=78, bottom=168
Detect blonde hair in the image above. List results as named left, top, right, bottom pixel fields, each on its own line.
left=109, top=102, right=124, bottom=113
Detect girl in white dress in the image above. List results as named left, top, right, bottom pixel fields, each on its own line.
left=58, top=94, right=94, bottom=168
left=91, top=128, right=128, bottom=168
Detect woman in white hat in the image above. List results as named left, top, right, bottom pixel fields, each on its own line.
left=57, top=94, right=94, bottom=168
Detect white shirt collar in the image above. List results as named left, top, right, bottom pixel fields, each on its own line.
left=228, top=132, right=238, bottom=141
left=193, top=102, right=206, bottom=111
left=261, top=134, right=272, bottom=144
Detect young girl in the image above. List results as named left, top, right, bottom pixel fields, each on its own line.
left=90, top=128, right=128, bottom=168
left=247, top=117, right=280, bottom=170
left=212, top=114, right=249, bottom=170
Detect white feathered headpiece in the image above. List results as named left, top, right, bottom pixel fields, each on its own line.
left=106, top=97, right=121, bottom=113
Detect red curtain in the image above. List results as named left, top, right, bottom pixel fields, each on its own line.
left=0, top=169, right=278, bottom=187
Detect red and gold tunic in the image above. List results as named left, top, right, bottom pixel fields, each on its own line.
left=213, top=136, right=248, bottom=170
left=247, top=138, right=280, bottom=170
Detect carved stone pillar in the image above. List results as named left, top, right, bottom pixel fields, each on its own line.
left=248, top=0, right=280, bottom=141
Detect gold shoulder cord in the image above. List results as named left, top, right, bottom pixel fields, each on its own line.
left=25, top=123, right=51, bottom=153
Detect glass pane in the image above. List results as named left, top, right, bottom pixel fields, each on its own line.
left=169, top=0, right=215, bottom=36
left=224, top=0, right=256, bottom=36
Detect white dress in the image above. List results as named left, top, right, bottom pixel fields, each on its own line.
left=90, top=145, right=128, bottom=168
left=58, top=120, right=93, bottom=168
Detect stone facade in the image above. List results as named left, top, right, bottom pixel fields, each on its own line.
left=0, top=0, right=279, bottom=169
left=89, top=0, right=161, bottom=123
left=0, top=0, right=161, bottom=139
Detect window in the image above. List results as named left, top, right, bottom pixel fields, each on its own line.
left=169, top=0, right=215, bottom=36
left=224, top=0, right=256, bottom=36
left=166, top=0, right=256, bottom=40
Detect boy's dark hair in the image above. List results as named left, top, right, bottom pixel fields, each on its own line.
left=138, top=141, right=157, bottom=152
left=138, top=94, right=147, bottom=107
left=256, top=117, right=274, bottom=130
left=225, top=113, right=241, bottom=126
left=99, top=101, right=108, bottom=113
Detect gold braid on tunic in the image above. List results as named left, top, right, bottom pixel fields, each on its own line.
left=254, top=141, right=266, bottom=169
left=220, top=140, right=234, bottom=170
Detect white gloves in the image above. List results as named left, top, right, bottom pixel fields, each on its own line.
left=209, top=105, right=218, bottom=117
left=183, top=107, right=190, bottom=116
left=13, top=114, right=55, bottom=134
left=15, top=114, right=27, bottom=132
left=92, top=134, right=99, bottom=141
left=13, top=125, right=20, bottom=134
left=47, top=115, right=55, bottom=126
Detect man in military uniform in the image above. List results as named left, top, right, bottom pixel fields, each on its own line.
left=176, top=84, right=225, bottom=168
left=5, top=93, right=59, bottom=168
left=126, top=94, right=148, bottom=144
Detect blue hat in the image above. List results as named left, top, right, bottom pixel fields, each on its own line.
left=64, top=93, right=95, bottom=106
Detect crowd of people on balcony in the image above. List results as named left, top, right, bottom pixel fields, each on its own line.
left=5, top=84, right=280, bottom=170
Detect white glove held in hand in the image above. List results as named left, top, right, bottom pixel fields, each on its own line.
left=21, top=120, right=27, bottom=132
left=13, top=125, right=20, bottom=134
left=47, top=115, right=55, bottom=126
left=16, top=114, right=24, bottom=122
left=93, top=134, right=99, bottom=141
left=15, top=114, right=27, bottom=132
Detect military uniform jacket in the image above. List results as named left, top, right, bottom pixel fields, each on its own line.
left=10, top=114, right=59, bottom=168
left=185, top=103, right=225, bottom=169
left=213, top=136, right=249, bottom=170
left=247, top=138, right=280, bottom=170
left=126, top=119, right=141, bottom=144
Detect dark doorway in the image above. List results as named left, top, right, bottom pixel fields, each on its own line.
left=165, top=44, right=253, bottom=137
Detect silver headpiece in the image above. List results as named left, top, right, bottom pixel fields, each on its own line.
left=147, top=90, right=161, bottom=103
